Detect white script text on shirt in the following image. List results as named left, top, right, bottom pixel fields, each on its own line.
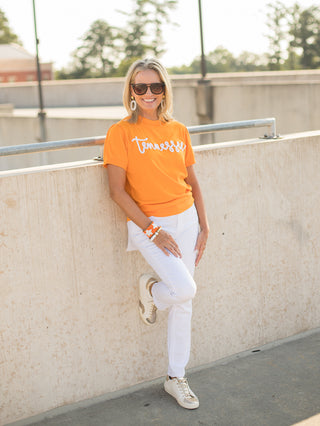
left=132, top=137, right=186, bottom=154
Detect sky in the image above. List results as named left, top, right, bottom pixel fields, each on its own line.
left=0, top=0, right=317, bottom=70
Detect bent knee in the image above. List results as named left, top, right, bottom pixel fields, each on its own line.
left=174, top=278, right=197, bottom=303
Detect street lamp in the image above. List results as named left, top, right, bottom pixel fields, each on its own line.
left=196, top=0, right=212, bottom=140
left=198, top=0, right=206, bottom=78
left=32, top=0, right=47, bottom=143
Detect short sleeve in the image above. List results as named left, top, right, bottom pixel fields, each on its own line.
left=184, top=126, right=195, bottom=167
left=103, top=123, right=128, bottom=170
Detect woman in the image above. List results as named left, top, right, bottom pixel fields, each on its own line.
left=103, top=58, right=209, bottom=410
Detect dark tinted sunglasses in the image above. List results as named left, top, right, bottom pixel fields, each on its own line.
left=131, top=83, right=165, bottom=95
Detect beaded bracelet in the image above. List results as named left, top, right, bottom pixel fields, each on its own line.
left=143, top=221, right=162, bottom=240
left=150, top=227, right=162, bottom=241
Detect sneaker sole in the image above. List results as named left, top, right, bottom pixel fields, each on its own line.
left=138, top=274, right=157, bottom=325
left=139, top=300, right=156, bottom=325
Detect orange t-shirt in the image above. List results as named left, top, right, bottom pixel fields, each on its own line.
left=103, top=116, right=195, bottom=217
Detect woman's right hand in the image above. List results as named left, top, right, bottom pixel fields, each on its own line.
left=153, top=229, right=182, bottom=258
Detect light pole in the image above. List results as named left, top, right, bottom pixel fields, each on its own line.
left=196, top=0, right=212, bottom=142
left=198, top=0, right=206, bottom=78
left=32, top=0, right=47, bottom=144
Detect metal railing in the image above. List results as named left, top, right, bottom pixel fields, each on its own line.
left=0, top=118, right=277, bottom=157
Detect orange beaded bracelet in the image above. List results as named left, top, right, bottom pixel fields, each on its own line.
left=143, top=221, right=161, bottom=240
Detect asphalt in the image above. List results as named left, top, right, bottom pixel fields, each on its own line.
left=9, top=329, right=320, bottom=426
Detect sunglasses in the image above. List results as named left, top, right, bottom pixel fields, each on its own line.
left=131, top=83, right=165, bottom=95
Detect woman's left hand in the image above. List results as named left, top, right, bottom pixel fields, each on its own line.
left=195, top=228, right=209, bottom=267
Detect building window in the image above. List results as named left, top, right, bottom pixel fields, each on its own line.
left=27, top=74, right=34, bottom=81
left=8, top=76, right=16, bottom=82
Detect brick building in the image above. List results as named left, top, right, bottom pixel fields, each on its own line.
left=0, top=44, right=53, bottom=83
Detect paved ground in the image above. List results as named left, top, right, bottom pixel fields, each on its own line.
left=10, top=328, right=320, bottom=426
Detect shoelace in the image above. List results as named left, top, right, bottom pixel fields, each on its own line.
left=146, top=301, right=156, bottom=319
left=177, top=378, right=193, bottom=399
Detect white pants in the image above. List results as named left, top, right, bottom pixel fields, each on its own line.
left=127, top=204, right=199, bottom=377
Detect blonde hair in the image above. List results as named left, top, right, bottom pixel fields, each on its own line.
left=123, top=58, right=173, bottom=123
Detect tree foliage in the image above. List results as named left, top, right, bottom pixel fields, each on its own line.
left=0, top=8, right=22, bottom=45
left=287, top=4, right=320, bottom=68
left=266, top=2, right=320, bottom=70
left=119, top=1, right=150, bottom=60
left=168, top=46, right=269, bottom=75
left=266, top=1, right=287, bottom=70
left=56, top=1, right=320, bottom=79
left=56, top=0, right=177, bottom=79
left=146, top=0, right=178, bottom=57
left=170, top=1, right=320, bottom=75
left=74, top=20, right=120, bottom=78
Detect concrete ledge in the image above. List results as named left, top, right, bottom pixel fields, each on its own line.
left=1, top=131, right=320, bottom=424
left=0, top=103, right=13, bottom=113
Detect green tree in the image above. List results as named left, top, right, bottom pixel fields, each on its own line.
left=114, top=0, right=177, bottom=77
left=180, top=47, right=238, bottom=75
left=168, top=63, right=194, bottom=75
left=168, top=47, right=268, bottom=75
left=266, top=1, right=288, bottom=70
left=56, top=0, right=178, bottom=79
left=119, top=1, right=149, bottom=59
left=205, top=46, right=237, bottom=73
left=119, top=0, right=177, bottom=61
left=147, top=0, right=178, bottom=57
left=235, top=51, right=268, bottom=72
left=288, top=3, right=320, bottom=69
left=265, top=2, right=320, bottom=70
left=71, top=20, right=121, bottom=78
left=0, top=8, right=22, bottom=45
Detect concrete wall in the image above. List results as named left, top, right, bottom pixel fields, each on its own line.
left=212, top=82, right=320, bottom=142
left=3, top=77, right=320, bottom=169
left=0, top=116, right=117, bottom=171
left=0, top=78, right=125, bottom=108
left=2, top=70, right=320, bottom=108
left=1, top=131, right=320, bottom=424
left=2, top=70, right=320, bottom=169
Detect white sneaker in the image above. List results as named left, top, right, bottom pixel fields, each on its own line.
left=139, top=274, right=157, bottom=325
left=164, top=376, right=199, bottom=409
